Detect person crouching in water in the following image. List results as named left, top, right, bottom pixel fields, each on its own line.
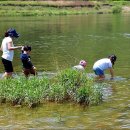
left=73, top=60, right=87, bottom=71
left=93, top=54, right=117, bottom=80
left=20, top=46, right=37, bottom=77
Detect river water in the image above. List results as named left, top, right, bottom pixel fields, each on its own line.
left=0, top=14, right=130, bottom=129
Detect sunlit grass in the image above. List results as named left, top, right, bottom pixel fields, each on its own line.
left=0, top=1, right=125, bottom=16
left=0, top=7, right=91, bottom=16
left=0, top=69, right=104, bottom=108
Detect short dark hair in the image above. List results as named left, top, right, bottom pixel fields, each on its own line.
left=108, top=54, right=117, bottom=65
left=22, top=46, right=31, bottom=52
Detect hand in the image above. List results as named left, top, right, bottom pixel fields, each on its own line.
left=21, top=46, right=24, bottom=51
left=19, top=46, right=23, bottom=48
left=33, top=66, right=36, bottom=70
left=110, top=77, right=114, bottom=80
left=17, top=46, right=23, bottom=49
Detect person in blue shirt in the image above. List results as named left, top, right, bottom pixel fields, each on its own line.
left=20, top=46, right=37, bottom=77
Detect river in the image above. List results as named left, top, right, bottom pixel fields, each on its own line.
left=0, top=14, right=130, bottom=129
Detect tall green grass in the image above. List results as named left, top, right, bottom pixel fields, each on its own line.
left=0, top=69, right=104, bottom=108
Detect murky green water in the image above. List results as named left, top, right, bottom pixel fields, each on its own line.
left=0, top=14, right=130, bottom=129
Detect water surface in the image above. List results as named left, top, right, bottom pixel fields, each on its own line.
left=0, top=14, right=130, bottom=129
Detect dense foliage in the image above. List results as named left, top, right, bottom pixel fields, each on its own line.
left=0, top=69, right=104, bottom=108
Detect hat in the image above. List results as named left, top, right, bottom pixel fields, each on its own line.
left=7, top=28, right=20, bottom=38
left=79, top=60, right=87, bottom=67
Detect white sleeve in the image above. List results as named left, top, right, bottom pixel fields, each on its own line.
left=6, top=37, right=12, bottom=43
left=108, top=62, right=112, bottom=68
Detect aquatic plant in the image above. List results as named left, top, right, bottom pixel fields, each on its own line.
left=46, top=83, right=65, bottom=102
left=56, top=69, right=87, bottom=87
left=55, top=69, right=103, bottom=106
left=0, top=69, right=104, bottom=107
left=56, top=69, right=86, bottom=99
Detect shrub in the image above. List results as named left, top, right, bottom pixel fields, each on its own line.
left=112, top=5, right=122, bottom=13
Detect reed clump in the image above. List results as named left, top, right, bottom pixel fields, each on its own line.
left=0, top=69, right=104, bottom=108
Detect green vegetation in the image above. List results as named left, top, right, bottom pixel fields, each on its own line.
left=0, top=69, right=104, bottom=108
left=112, top=5, right=122, bottom=13
left=0, top=1, right=129, bottom=16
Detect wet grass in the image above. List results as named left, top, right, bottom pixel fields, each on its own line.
left=0, top=69, right=104, bottom=108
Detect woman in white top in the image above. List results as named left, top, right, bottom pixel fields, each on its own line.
left=93, top=55, right=117, bottom=80
left=1, top=28, right=22, bottom=78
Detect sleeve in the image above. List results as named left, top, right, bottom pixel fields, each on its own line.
left=6, top=37, right=12, bottom=43
left=28, top=60, right=34, bottom=68
left=108, top=61, right=112, bottom=68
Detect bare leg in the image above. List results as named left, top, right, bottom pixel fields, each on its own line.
left=2, top=72, right=13, bottom=79
left=95, top=75, right=105, bottom=81
left=23, top=70, right=29, bottom=78
left=30, top=68, right=37, bottom=76
left=98, top=75, right=105, bottom=80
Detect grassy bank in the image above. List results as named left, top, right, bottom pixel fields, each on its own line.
left=0, top=1, right=129, bottom=16
left=0, top=69, right=104, bottom=108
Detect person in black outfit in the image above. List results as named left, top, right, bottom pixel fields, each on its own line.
left=20, top=46, right=37, bottom=77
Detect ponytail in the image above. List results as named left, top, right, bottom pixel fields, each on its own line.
left=4, top=32, right=8, bottom=37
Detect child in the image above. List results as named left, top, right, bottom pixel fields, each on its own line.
left=20, top=46, right=37, bottom=77
left=93, top=54, right=117, bottom=80
left=73, top=60, right=87, bottom=71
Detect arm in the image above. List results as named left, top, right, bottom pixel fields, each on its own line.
left=8, top=41, right=22, bottom=50
left=109, top=68, right=114, bottom=79
left=28, top=60, right=34, bottom=68
left=0, top=44, right=3, bottom=51
left=28, top=60, right=36, bottom=70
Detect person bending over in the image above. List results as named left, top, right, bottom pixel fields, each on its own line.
left=73, top=60, right=87, bottom=71
left=93, top=54, right=117, bottom=80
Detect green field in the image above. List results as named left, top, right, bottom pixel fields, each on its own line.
left=0, top=1, right=128, bottom=16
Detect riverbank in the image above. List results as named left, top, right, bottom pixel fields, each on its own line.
left=0, top=1, right=130, bottom=16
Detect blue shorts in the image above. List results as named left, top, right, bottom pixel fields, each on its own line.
left=93, top=68, right=104, bottom=76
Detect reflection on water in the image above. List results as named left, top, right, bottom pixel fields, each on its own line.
left=123, top=33, right=130, bottom=38
left=1, top=14, right=130, bottom=129
left=0, top=72, right=129, bottom=129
